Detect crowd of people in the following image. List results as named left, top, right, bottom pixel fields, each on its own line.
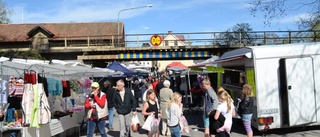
left=84, top=75, right=254, bottom=137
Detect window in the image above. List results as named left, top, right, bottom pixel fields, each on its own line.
left=174, top=40, right=178, bottom=46
left=165, top=40, right=169, bottom=46
left=222, top=67, right=245, bottom=87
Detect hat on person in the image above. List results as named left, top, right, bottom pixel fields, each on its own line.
left=91, top=82, right=99, bottom=88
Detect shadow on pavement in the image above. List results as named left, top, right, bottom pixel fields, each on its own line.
left=107, top=130, right=120, bottom=137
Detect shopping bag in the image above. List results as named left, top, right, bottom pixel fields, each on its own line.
left=180, top=115, right=190, bottom=133
left=150, top=118, right=159, bottom=134
left=142, top=114, right=154, bottom=131
left=131, top=114, right=140, bottom=132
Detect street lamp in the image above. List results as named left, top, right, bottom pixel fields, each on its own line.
left=117, top=4, right=153, bottom=47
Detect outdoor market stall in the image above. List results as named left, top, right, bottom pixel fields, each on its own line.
left=0, top=57, right=122, bottom=137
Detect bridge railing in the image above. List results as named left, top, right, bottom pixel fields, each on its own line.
left=46, top=30, right=320, bottom=48
left=124, top=30, right=320, bottom=48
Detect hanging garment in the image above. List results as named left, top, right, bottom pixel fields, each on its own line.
left=38, top=74, right=49, bottom=97
left=24, top=70, right=37, bottom=84
left=30, top=84, right=40, bottom=128
left=22, top=83, right=34, bottom=126
left=47, top=78, right=63, bottom=97
left=1, top=80, right=8, bottom=104
left=62, top=80, right=71, bottom=97
left=24, top=70, right=30, bottom=84
left=37, top=83, right=51, bottom=125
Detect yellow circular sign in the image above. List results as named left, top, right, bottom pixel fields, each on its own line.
left=150, top=34, right=162, bottom=46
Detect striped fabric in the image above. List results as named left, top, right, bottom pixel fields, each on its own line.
left=118, top=51, right=210, bottom=59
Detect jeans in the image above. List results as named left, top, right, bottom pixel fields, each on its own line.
left=169, top=126, right=181, bottom=137
left=241, top=114, right=253, bottom=121
left=108, top=107, right=114, bottom=129
left=87, top=120, right=107, bottom=137
left=7, top=108, right=15, bottom=123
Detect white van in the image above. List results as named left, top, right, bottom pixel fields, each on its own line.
left=216, top=42, right=320, bottom=131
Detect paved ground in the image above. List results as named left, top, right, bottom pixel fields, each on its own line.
left=80, top=106, right=206, bottom=137
left=78, top=105, right=320, bottom=137
left=2, top=104, right=320, bottom=137
left=78, top=105, right=253, bottom=137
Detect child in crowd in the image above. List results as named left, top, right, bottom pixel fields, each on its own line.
left=142, top=89, right=160, bottom=137
left=166, top=92, right=183, bottom=137
left=214, top=89, right=235, bottom=137
left=239, top=84, right=254, bottom=137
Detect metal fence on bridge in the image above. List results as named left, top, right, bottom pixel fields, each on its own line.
left=48, top=30, right=320, bottom=48
left=124, top=30, right=320, bottom=47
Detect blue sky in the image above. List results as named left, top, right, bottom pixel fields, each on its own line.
left=3, top=0, right=310, bottom=34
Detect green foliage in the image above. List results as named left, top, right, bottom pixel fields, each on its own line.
left=216, top=23, right=258, bottom=46
left=0, top=49, right=45, bottom=60
left=0, top=0, right=12, bottom=24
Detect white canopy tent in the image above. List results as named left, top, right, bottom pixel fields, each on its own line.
left=0, top=57, right=122, bottom=79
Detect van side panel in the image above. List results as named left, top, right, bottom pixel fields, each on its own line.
left=255, top=59, right=281, bottom=130
left=285, top=57, right=316, bottom=126
left=313, top=55, right=320, bottom=123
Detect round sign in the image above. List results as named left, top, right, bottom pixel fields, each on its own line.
left=150, top=34, right=162, bottom=46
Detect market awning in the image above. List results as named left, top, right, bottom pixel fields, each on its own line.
left=188, top=56, right=219, bottom=68
left=214, top=48, right=252, bottom=63
left=0, top=57, right=122, bottom=78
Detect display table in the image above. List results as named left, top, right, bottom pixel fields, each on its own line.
left=2, top=108, right=85, bottom=137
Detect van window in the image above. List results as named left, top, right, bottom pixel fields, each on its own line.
left=223, top=68, right=245, bottom=87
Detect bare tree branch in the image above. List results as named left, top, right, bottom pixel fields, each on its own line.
left=249, top=0, right=320, bottom=30
left=0, top=0, right=12, bottom=24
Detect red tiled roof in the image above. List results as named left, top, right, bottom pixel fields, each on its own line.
left=0, top=22, right=122, bottom=42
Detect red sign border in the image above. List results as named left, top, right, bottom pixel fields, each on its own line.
left=150, top=34, right=162, bottom=47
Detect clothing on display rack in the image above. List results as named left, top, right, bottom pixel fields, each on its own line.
left=38, top=74, right=49, bottom=97
left=21, top=71, right=51, bottom=127
left=30, top=83, right=51, bottom=127
left=1, top=80, right=8, bottom=104
left=62, top=80, right=71, bottom=97
left=22, top=83, right=34, bottom=126
left=24, top=70, right=36, bottom=84
left=47, top=77, right=63, bottom=97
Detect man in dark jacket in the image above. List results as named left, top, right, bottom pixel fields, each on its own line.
left=132, top=80, right=140, bottom=107
left=102, top=80, right=116, bottom=130
left=155, top=76, right=165, bottom=96
left=113, top=79, right=137, bottom=137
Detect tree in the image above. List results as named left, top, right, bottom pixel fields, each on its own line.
left=0, top=50, right=45, bottom=60
left=216, top=23, right=258, bottom=46
left=0, top=0, right=12, bottom=24
left=249, top=0, right=320, bottom=30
